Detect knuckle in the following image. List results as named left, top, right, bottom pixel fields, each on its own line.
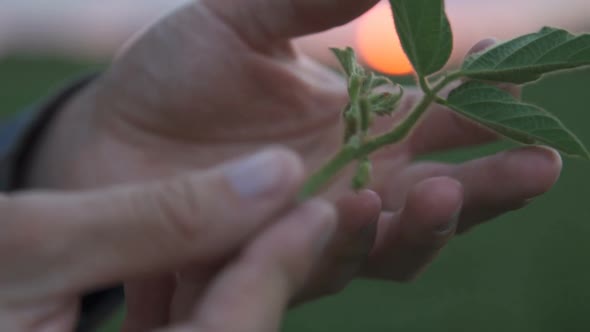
left=137, top=177, right=205, bottom=247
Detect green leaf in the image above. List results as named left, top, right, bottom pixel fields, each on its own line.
left=445, top=81, right=589, bottom=159
left=461, top=27, right=590, bottom=83
left=388, top=0, right=453, bottom=76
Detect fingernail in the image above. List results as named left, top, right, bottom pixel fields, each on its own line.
left=435, top=209, right=461, bottom=235
left=223, top=150, right=287, bottom=197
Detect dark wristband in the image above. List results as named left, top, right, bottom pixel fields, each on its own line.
left=0, top=74, right=96, bottom=191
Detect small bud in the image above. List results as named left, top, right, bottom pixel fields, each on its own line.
left=352, top=158, right=372, bottom=190
left=331, top=48, right=354, bottom=77
left=369, top=88, right=404, bottom=116
left=331, top=47, right=365, bottom=78
left=346, top=135, right=362, bottom=149
left=368, top=74, right=396, bottom=90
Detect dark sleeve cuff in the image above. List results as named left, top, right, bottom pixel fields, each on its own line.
left=0, top=75, right=97, bottom=191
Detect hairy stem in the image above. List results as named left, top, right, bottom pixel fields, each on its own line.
left=298, top=72, right=461, bottom=200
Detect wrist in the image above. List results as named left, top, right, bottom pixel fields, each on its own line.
left=22, top=76, right=103, bottom=189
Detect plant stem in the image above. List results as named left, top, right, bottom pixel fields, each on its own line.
left=298, top=72, right=462, bottom=200
left=418, top=75, right=431, bottom=95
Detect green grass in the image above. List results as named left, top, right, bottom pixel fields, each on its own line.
left=0, top=56, right=100, bottom=120
left=2, top=57, right=589, bottom=331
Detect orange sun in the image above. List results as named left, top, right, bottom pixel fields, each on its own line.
left=356, top=3, right=414, bottom=76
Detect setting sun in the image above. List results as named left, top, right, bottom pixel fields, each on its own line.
left=356, top=3, right=414, bottom=76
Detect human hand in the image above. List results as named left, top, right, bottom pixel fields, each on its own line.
left=1, top=148, right=333, bottom=331
left=24, top=0, right=562, bottom=324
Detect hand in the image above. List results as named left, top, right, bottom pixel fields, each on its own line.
left=1, top=148, right=334, bottom=331
left=164, top=199, right=337, bottom=332
left=24, top=0, right=562, bottom=327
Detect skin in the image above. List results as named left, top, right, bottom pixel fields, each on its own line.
left=0, top=153, right=339, bottom=331
left=18, top=0, right=562, bottom=330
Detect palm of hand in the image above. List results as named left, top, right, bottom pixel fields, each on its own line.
left=92, top=2, right=417, bottom=197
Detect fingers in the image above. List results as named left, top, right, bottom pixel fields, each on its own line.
left=364, top=177, right=463, bottom=281
left=1, top=148, right=305, bottom=296
left=451, top=146, right=562, bottom=233
left=380, top=146, right=562, bottom=233
left=158, top=190, right=380, bottom=325
left=293, top=190, right=381, bottom=303
left=154, top=191, right=379, bottom=326
left=168, top=200, right=337, bottom=332
left=202, top=0, right=379, bottom=48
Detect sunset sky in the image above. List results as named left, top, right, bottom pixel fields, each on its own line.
left=1, top=0, right=589, bottom=68
left=296, top=0, right=590, bottom=75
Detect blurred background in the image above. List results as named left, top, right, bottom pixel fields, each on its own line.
left=1, top=0, right=589, bottom=331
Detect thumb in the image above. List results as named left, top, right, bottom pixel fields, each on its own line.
left=202, top=0, right=379, bottom=47
left=167, top=200, right=337, bottom=332
left=3, top=148, right=304, bottom=295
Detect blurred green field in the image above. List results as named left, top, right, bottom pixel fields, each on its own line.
left=1, top=56, right=589, bottom=331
